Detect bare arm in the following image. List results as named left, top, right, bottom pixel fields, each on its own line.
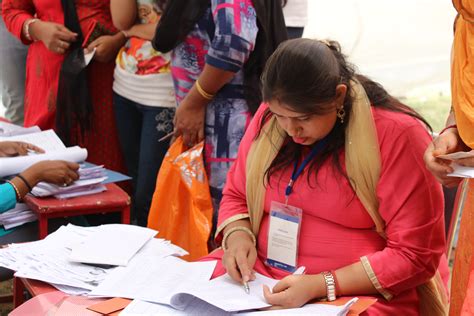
left=110, top=0, right=137, bottom=30
left=174, top=63, right=236, bottom=147
left=126, top=23, right=158, bottom=41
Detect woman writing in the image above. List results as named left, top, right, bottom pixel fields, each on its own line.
left=203, top=39, right=448, bottom=315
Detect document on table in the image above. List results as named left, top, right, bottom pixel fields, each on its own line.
left=93, top=261, right=278, bottom=313
left=69, top=224, right=157, bottom=266
left=89, top=256, right=217, bottom=303
left=0, top=203, right=37, bottom=230
left=120, top=297, right=358, bottom=316
left=169, top=273, right=279, bottom=312
left=0, top=224, right=188, bottom=296
left=120, top=298, right=230, bottom=316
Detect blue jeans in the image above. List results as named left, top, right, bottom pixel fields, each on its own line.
left=0, top=18, right=28, bottom=125
left=113, top=93, right=175, bottom=227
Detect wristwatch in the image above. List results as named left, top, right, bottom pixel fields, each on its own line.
left=321, top=271, right=337, bottom=301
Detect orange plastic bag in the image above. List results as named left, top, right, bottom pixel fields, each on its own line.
left=147, top=137, right=213, bottom=261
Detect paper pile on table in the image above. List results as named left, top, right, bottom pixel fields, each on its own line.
left=31, top=165, right=108, bottom=199
left=0, top=224, right=187, bottom=295
left=0, top=203, right=37, bottom=230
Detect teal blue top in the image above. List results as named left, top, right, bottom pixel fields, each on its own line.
left=0, top=183, right=20, bottom=237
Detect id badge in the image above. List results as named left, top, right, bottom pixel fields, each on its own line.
left=266, top=201, right=303, bottom=273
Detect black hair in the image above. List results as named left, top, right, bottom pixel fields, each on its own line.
left=260, top=38, right=431, bottom=184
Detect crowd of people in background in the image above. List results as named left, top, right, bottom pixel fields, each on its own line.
left=1, top=0, right=473, bottom=314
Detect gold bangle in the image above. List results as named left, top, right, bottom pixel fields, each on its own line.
left=5, top=180, right=22, bottom=202
left=222, top=226, right=256, bottom=252
left=195, top=80, right=215, bottom=100
left=24, top=18, right=40, bottom=42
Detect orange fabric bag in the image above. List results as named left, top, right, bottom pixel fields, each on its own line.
left=147, top=137, right=213, bottom=261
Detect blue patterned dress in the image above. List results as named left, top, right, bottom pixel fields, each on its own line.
left=171, top=0, right=258, bottom=215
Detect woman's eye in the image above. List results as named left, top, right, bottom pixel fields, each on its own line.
left=297, top=117, right=310, bottom=121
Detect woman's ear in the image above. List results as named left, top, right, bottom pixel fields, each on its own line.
left=335, top=84, right=348, bottom=107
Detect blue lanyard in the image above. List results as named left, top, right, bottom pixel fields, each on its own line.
left=285, top=137, right=328, bottom=204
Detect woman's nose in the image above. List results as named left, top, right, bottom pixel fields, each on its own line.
left=286, top=120, right=301, bottom=137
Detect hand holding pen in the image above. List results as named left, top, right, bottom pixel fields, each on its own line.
left=221, top=227, right=257, bottom=294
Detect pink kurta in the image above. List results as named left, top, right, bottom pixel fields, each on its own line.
left=202, top=104, right=446, bottom=315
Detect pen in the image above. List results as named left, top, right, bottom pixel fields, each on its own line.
left=243, top=281, right=250, bottom=294
left=158, top=131, right=175, bottom=142
left=293, top=266, right=306, bottom=275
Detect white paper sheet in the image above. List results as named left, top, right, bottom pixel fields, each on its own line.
left=0, top=122, right=41, bottom=137
left=120, top=298, right=230, bottom=316
left=448, top=163, right=474, bottom=178
left=239, top=298, right=358, bottom=316
left=120, top=297, right=358, bottom=316
left=69, top=224, right=157, bottom=266
left=89, top=256, right=217, bottom=304
left=0, top=129, right=65, bottom=152
left=170, top=273, right=279, bottom=312
left=0, top=146, right=88, bottom=177
left=437, top=150, right=474, bottom=160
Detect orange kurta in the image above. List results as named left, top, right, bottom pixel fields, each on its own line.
left=449, top=1, right=474, bottom=315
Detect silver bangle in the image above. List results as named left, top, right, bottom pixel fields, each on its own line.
left=321, top=271, right=337, bottom=301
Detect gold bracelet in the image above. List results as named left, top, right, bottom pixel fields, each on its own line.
left=222, top=226, right=256, bottom=252
left=195, top=80, right=215, bottom=100
left=5, top=180, right=22, bottom=202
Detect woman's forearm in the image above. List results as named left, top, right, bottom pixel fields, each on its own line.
left=127, top=23, right=157, bottom=41
left=333, top=261, right=378, bottom=296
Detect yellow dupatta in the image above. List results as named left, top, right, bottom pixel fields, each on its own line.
left=245, top=80, right=448, bottom=315
left=452, top=0, right=474, bottom=149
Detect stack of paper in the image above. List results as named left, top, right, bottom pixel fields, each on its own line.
left=0, top=129, right=88, bottom=177
left=31, top=165, right=108, bottom=199
left=0, top=224, right=187, bottom=295
left=0, top=203, right=37, bottom=230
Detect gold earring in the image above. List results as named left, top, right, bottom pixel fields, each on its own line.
left=337, top=107, right=346, bottom=124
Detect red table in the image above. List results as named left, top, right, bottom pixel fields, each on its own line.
left=24, top=183, right=131, bottom=239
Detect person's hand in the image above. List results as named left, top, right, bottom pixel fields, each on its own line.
left=173, top=99, right=206, bottom=148
left=263, top=274, right=323, bottom=309
left=86, top=34, right=125, bottom=63
left=29, top=21, right=77, bottom=54
left=222, top=231, right=257, bottom=284
left=424, top=128, right=466, bottom=187
left=21, top=160, right=80, bottom=187
left=0, top=141, right=44, bottom=157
